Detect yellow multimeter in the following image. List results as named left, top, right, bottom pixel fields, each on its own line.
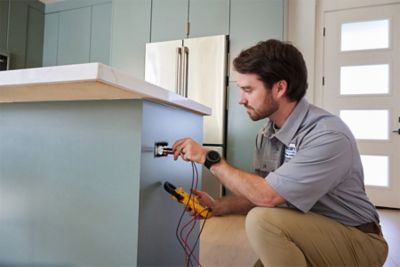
left=163, top=181, right=212, bottom=219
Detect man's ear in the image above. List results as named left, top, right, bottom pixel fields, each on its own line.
left=273, top=80, right=288, bottom=99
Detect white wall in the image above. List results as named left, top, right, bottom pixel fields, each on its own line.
left=287, top=0, right=317, bottom=103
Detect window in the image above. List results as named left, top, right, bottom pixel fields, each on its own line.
left=341, top=19, right=389, bottom=51
left=340, top=64, right=389, bottom=95
left=361, top=155, right=389, bottom=186
left=340, top=110, right=389, bottom=140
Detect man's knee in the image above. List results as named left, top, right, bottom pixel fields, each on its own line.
left=245, top=207, right=266, bottom=236
left=245, top=207, right=309, bottom=267
left=245, top=207, right=282, bottom=239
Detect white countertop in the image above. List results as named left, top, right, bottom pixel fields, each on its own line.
left=0, top=63, right=211, bottom=115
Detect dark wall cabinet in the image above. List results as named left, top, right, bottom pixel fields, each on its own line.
left=0, top=0, right=44, bottom=70
left=0, top=1, right=9, bottom=51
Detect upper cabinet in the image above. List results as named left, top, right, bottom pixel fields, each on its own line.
left=0, top=0, right=44, bottom=70
left=229, top=0, right=286, bottom=80
left=0, top=1, right=10, bottom=51
left=41, top=0, right=286, bottom=81
left=25, top=4, right=45, bottom=68
left=150, top=0, right=189, bottom=42
left=42, top=0, right=112, bottom=67
left=110, top=0, right=151, bottom=80
left=58, top=7, right=91, bottom=65
left=189, top=0, right=230, bottom=38
left=90, top=3, right=112, bottom=64
left=150, top=0, right=230, bottom=42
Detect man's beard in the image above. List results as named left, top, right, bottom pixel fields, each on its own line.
left=245, top=97, right=278, bottom=121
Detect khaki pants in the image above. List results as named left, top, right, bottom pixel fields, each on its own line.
left=245, top=207, right=388, bottom=267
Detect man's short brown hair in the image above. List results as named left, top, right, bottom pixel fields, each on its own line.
left=233, top=39, right=308, bottom=101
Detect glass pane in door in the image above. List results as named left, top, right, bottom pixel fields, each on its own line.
left=341, top=19, right=389, bottom=51
left=340, top=110, right=388, bottom=140
left=361, top=155, right=389, bottom=186
left=340, top=64, right=389, bottom=95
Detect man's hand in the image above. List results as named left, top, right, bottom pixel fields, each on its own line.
left=191, top=188, right=215, bottom=210
left=172, top=137, right=208, bottom=163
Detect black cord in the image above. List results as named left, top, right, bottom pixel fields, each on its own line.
left=187, top=161, right=199, bottom=265
left=187, top=163, right=209, bottom=263
left=175, top=161, right=197, bottom=267
left=175, top=161, right=209, bottom=267
left=188, top=209, right=209, bottom=263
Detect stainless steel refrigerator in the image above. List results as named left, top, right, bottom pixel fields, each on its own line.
left=145, top=35, right=228, bottom=198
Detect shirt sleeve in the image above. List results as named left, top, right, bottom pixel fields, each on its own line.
left=266, top=131, right=353, bottom=212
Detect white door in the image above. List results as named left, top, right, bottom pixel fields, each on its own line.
left=323, top=4, right=400, bottom=208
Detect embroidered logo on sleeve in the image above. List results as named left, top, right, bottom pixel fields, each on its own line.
left=284, top=143, right=297, bottom=162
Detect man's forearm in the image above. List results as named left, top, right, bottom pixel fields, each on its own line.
left=210, top=159, right=285, bottom=207
left=213, top=195, right=256, bottom=216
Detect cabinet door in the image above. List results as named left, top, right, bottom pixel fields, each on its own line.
left=8, top=0, right=28, bottom=69
left=90, top=2, right=111, bottom=64
left=26, top=5, right=44, bottom=68
left=189, top=0, right=229, bottom=38
left=57, top=6, right=91, bottom=65
left=150, top=0, right=188, bottom=42
left=0, top=0, right=9, bottom=51
left=111, top=0, right=151, bottom=79
left=229, top=0, right=285, bottom=81
left=42, top=13, right=59, bottom=67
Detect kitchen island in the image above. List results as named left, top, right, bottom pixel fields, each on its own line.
left=0, top=63, right=210, bottom=266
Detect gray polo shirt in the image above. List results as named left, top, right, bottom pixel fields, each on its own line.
left=253, top=98, right=379, bottom=226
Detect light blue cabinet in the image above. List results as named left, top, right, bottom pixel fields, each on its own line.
left=43, top=0, right=112, bottom=67
left=110, top=0, right=151, bottom=79
left=42, top=13, right=59, bottom=67
left=150, top=0, right=229, bottom=41
left=229, top=0, right=285, bottom=81
left=0, top=99, right=203, bottom=266
left=189, top=0, right=230, bottom=38
left=151, top=0, right=188, bottom=42
left=90, top=2, right=112, bottom=64
left=58, top=7, right=91, bottom=65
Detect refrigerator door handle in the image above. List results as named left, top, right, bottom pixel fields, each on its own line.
left=182, top=46, right=189, bottom=97
left=176, top=47, right=182, bottom=95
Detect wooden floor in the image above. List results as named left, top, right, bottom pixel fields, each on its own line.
left=200, top=209, right=400, bottom=267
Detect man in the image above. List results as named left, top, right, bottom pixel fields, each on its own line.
left=172, top=39, right=388, bottom=266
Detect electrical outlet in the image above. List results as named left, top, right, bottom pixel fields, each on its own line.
left=154, top=142, right=169, bottom=157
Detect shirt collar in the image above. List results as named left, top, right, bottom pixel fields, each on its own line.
left=262, top=98, right=309, bottom=146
